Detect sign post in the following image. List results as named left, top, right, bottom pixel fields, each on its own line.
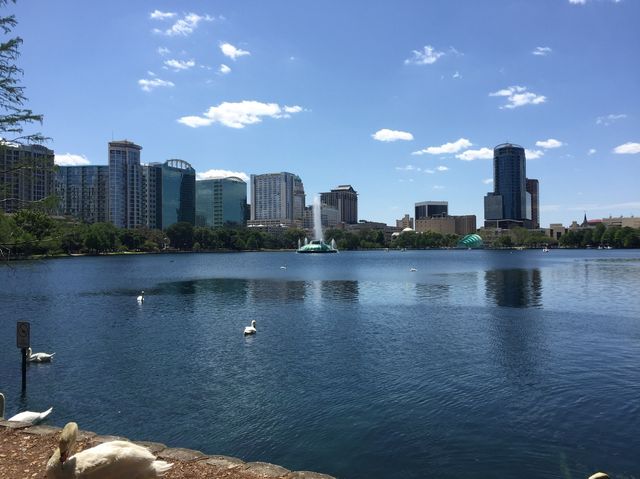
left=17, top=322, right=30, bottom=392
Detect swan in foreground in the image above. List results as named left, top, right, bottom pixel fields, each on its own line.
left=244, top=320, right=257, bottom=335
left=46, top=422, right=172, bottom=479
left=8, top=406, right=52, bottom=424
left=588, top=474, right=609, bottom=479
left=28, top=347, right=55, bottom=362
left=137, top=291, right=145, bottom=303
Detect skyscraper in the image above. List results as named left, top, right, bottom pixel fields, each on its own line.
left=196, top=176, right=247, bottom=228
left=320, top=185, right=358, bottom=224
left=55, top=165, right=109, bottom=223
left=0, top=143, right=55, bottom=213
left=108, top=140, right=143, bottom=229
left=250, top=172, right=305, bottom=227
left=484, top=143, right=532, bottom=229
left=143, top=159, right=196, bottom=230
left=415, top=201, right=448, bottom=219
left=526, top=178, right=540, bottom=229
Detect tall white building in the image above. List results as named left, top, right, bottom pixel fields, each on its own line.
left=249, top=172, right=305, bottom=227
left=108, top=140, right=143, bottom=229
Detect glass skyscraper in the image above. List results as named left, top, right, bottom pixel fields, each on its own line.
left=195, top=176, right=247, bottom=228
left=484, top=143, right=533, bottom=229
left=108, top=140, right=143, bottom=229
left=143, top=159, right=195, bottom=230
left=56, top=165, right=109, bottom=223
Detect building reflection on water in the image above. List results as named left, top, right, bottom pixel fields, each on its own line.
left=484, top=268, right=543, bottom=308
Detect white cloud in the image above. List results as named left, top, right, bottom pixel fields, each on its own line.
left=157, top=47, right=170, bottom=56
left=138, top=77, right=175, bottom=92
left=220, top=42, right=250, bottom=60
left=613, top=142, right=640, bottom=154
left=155, top=12, right=213, bottom=36
left=55, top=153, right=91, bottom=166
left=372, top=129, right=414, bottom=142
left=532, top=46, right=552, bottom=56
left=452, top=71, right=461, bottom=79
left=483, top=178, right=493, bottom=184
left=404, top=45, right=445, bottom=65
left=588, top=148, right=597, bottom=155
left=219, top=64, right=231, bottom=75
left=596, top=113, right=627, bottom=126
left=489, top=85, right=546, bottom=109
left=197, top=169, right=249, bottom=182
left=412, top=138, right=472, bottom=155
left=569, top=0, right=586, bottom=4
left=455, top=147, right=493, bottom=161
left=164, top=59, right=196, bottom=71
left=150, top=10, right=176, bottom=20
left=436, top=165, right=449, bottom=171
left=433, top=185, right=445, bottom=190
left=178, top=100, right=304, bottom=129
left=395, top=165, right=417, bottom=171
left=525, top=149, right=544, bottom=159
left=536, top=138, right=564, bottom=149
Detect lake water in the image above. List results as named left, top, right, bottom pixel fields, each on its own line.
left=1, top=250, right=639, bottom=478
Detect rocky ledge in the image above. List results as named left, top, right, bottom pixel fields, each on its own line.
left=0, top=420, right=335, bottom=479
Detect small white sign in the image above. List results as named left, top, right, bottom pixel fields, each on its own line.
left=17, top=321, right=30, bottom=349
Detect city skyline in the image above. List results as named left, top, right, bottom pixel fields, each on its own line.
left=9, top=0, right=640, bottom=227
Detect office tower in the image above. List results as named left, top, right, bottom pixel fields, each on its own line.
left=143, top=159, right=196, bottom=230
left=55, top=166, right=109, bottom=223
left=250, top=172, right=305, bottom=227
left=0, top=143, right=55, bottom=213
left=196, top=176, right=247, bottom=228
left=415, top=201, right=448, bottom=219
left=526, top=178, right=539, bottom=229
left=484, top=143, right=532, bottom=229
left=108, top=140, right=143, bottom=229
left=319, top=185, right=358, bottom=224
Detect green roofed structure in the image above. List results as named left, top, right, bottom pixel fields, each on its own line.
left=457, top=234, right=483, bottom=249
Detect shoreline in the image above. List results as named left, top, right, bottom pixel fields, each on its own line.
left=0, top=420, right=335, bottom=479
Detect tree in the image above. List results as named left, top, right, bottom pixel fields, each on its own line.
left=166, top=222, right=194, bottom=250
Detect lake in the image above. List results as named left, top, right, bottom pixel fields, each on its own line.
left=1, top=249, right=639, bottom=478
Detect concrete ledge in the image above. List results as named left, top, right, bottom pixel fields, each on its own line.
left=158, top=447, right=207, bottom=462
left=0, top=420, right=31, bottom=429
left=134, top=440, right=167, bottom=454
left=22, top=425, right=61, bottom=436
left=286, top=472, right=336, bottom=479
left=205, top=455, right=245, bottom=469
left=244, top=461, right=291, bottom=477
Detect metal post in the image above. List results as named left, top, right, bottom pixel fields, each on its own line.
left=21, top=347, right=27, bottom=392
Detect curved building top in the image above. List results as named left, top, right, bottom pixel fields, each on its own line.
left=164, top=159, right=194, bottom=171
left=494, top=142, right=524, bottom=150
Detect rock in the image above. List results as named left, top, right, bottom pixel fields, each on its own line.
left=205, top=455, right=245, bottom=469
left=134, top=441, right=166, bottom=454
left=287, top=472, right=337, bottom=479
left=0, top=420, right=31, bottom=429
left=22, top=425, right=61, bottom=436
left=244, top=461, right=291, bottom=477
left=158, top=447, right=206, bottom=462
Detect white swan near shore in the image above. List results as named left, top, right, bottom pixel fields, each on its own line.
left=46, top=422, right=172, bottom=479
left=1, top=392, right=53, bottom=424
left=28, top=347, right=55, bottom=362
left=137, top=291, right=145, bottom=303
left=244, top=320, right=257, bottom=335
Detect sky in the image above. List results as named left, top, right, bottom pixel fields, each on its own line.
left=8, top=0, right=640, bottom=227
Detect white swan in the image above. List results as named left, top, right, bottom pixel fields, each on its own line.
left=9, top=406, right=53, bottom=424
left=244, top=320, right=257, bottom=335
left=46, top=422, right=172, bottom=479
left=280, top=265, right=287, bottom=270
left=28, top=347, right=55, bottom=362
left=409, top=268, right=417, bottom=272
left=137, top=291, right=145, bottom=303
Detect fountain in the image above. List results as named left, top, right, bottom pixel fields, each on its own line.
left=297, top=195, right=338, bottom=253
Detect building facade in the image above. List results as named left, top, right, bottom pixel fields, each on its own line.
left=320, top=185, right=358, bottom=224
left=0, top=143, right=55, bottom=213
left=55, top=165, right=109, bottom=223
left=415, top=215, right=476, bottom=236
left=143, top=159, right=196, bottom=230
left=526, top=178, right=540, bottom=229
left=484, top=143, right=532, bottom=229
left=108, top=140, right=143, bottom=229
left=415, top=201, right=448, bottom=219
left=396, top=214, right=414, bottom=229
left=303, top=203, right=340, bottom=231
left=196, top=176, right=247, bottom=228
left=249, top=172, right=305, bottom=227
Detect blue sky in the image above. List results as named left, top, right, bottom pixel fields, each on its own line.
left=9, top=0, right=640, bottom=227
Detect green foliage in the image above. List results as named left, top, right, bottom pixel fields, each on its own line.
left=166, top=221, right=194, bottom=250
left=84, top=222, right=119, bottom=253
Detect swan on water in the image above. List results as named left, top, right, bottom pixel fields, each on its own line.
left=46, top=422, right=172, bottom=479
left=8, top=406, right=52, bottom=424
left=280, top=265, right=287, bottom=270
left=28, top=347, right=55, bottom=362
left=137, top=291, right=145, bottom=303
left=244, top=320, right=257, bottom=335
left=409, top=268, right=417, bottom=272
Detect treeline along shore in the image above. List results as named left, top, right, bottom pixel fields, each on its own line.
left=1, top=209, right=639, bottom=260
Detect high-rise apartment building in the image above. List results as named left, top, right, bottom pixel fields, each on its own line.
left=249, top=172, right=305, bottom=227
left=55, top=166, right=109, bottom=223
left=108, top=140, right=143, bottom=229
left=319, top=185, right=358, bottom=224
left=142, top=159, right=196, bottom=230
left=0, top=143, right=55, bottom=213
left=526, top=178, right=540, bottom=229
left=196, top=176, right=247, bottom=228
left=415, top=201, right=448, bottom=219
left=484, top=143, right=532, bottom=229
